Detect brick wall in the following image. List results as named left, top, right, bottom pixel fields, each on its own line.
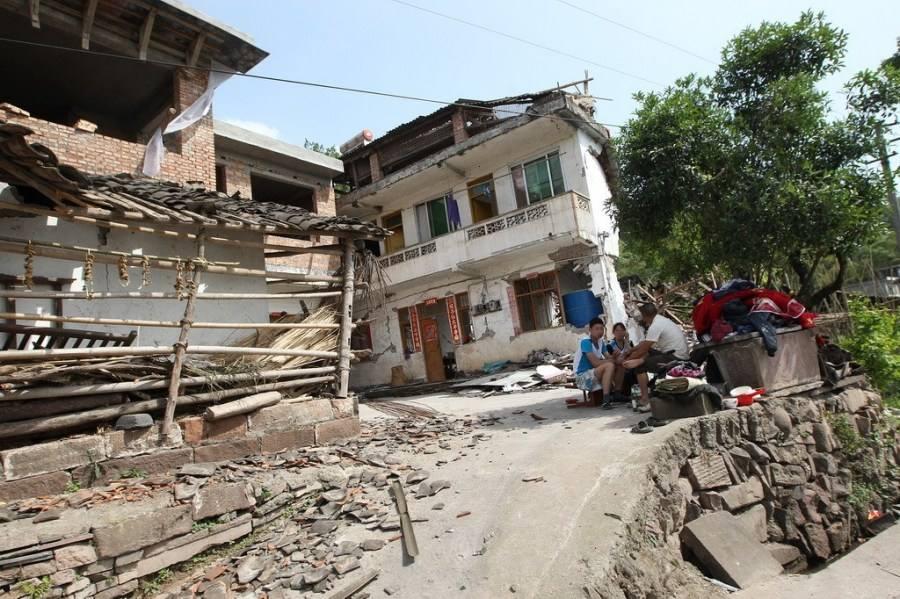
left=0, top=69, right=215, bottom=186
left=218, top=153, right=340, bottom=274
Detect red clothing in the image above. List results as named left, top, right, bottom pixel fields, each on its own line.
left=692, top=288, right=814, bottom=335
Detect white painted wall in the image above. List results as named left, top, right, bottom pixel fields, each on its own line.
left=575, top=129, right=619, bottom=256
left=0, top=206, right=270, bottom=348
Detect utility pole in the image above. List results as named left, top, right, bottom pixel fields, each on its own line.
left=876, top=123, right=900, bottom=251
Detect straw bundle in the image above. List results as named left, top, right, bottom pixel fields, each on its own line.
left=227, top=304, right=339, bottom=369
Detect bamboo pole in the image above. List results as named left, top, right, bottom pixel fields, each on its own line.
left=162, top=231, right=204, bottom=439
left=0, top=236, right=236, bottom=267
left=0, top=312, right=342, bottom=330
left=0, top=366, right=337, bottom=402
left=0, top=291, right=342, bottom=300
left=336, top=238, right=356, bottom=399
left=0, top=238, right=341, bottom=283
left=0, top=345, right=339, bottom=363
left=0, top=376, right=335, bottom=439
left=0, top=200, right=347, bottom=255
left=204, top=391, right=282, bottom=421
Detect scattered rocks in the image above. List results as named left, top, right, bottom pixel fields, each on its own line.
left=361, top=539, right=385, bottom=551
left=406, top=470, right=430, bottom=485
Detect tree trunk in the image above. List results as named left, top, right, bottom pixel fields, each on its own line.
left=807, top=254, right=849, bottom=309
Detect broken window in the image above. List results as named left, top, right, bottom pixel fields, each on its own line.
left=513, top=272, right=564, bottom=332
left=215, top=164, right=228, bottom=194
left=382, top=212, right=405, bottom=254
left=467, top=175, right=497, bottom=224
left=351, top=322, right=373, bottom=352
left=415, top=196, right=459, bottom=242
left=511, top=151, right=565, bottom=206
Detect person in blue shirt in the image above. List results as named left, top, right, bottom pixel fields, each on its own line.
left=606, top=322, right=639, bottom=399
left=573, top=317, right=616, bottom=407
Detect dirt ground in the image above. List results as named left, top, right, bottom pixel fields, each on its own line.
left=347, top=387, right=691, bottom=599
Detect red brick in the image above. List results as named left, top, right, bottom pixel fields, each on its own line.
left=259, top=428, right=315, bottom=454
left=179, top=417, right=204, bottom=445
left=315, top=418, right=360, bottom=444
left=193, top=438, right=260, bottom=463
left=0, top=471, right=71, bottom=502
left=203, top=415, right=248, bottom=441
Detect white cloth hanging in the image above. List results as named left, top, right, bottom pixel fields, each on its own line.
left=141, top=69, right=232, bottom=177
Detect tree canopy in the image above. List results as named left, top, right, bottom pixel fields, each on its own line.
left=609, top=12, right=891, bottom=307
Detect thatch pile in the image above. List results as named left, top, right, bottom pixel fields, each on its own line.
left=227, top=304, right=339, bottom=369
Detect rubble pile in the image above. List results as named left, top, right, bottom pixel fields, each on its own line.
left=0, top=415, right=486, bottom=599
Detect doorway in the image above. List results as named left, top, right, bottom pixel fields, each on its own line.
left=421, top=317, right=446, bottom=382
left=467, top=175, right=497, bottom=224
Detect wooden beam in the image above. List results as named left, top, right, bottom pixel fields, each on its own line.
left=0, top=366, right=336, bottom=402
left=336, top=238, right=356, bottom=399
left=29, top=0, right=40, bottom=28
left=0, top=376, right=335, bottom=439
left=138, top=7, right=157, bottom=60
left=0, top=312, right=343, bottom=330
left=161, top=231, right=204, bottom=438
left=81, top=0, right=98, bottom=49
left=0, top=201, right=346, bottom=254
left=0, top=290, right=341, bottom=300
left=187, top=32, right=207, bottom=67
left=0, top=345, right=339, bottom=362
left=0, top=238, right=341, bottom=282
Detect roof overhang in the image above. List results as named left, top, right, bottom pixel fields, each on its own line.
left=214, top=121, right=344, bottom=180
left=0, top=0, right=268, bottom=73
left=337, top=95, right=610, bottom=213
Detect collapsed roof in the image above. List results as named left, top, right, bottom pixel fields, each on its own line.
left=0, top=122, right=389, bottom=238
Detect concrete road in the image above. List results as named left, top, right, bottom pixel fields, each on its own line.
left=348, top=388, right=689, bottom=599
left=733, top=524, right=900, bottom=599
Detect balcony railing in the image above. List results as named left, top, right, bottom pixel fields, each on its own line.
left=378, top=191, right=594, bottom=273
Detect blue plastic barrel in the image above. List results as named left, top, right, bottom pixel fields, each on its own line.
left=563, top=290, right=603, bottom=327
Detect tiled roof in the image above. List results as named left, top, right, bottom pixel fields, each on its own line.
left=0, top=123, right=387, bottom=238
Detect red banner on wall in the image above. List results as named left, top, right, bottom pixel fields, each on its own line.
left=446, top=296, right=461, bottom=345
left=409, top=304, right=422, bottom=352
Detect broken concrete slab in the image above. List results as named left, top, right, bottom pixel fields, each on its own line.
left=766, top=542, right=802, bottom=566
left=681, top=511, right=782, bottom=589
left=686, top=454, right=731, bottom=491
left=736, top=504, right=768, bottom=543
left=720, top=477, right=765, bottom=511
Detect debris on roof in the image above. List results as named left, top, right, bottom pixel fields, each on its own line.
left=0, top=122, right=388, bottom=238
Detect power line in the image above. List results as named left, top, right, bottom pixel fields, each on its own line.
left=0, top=36, right=624, bottom=130
left=386, top=0, right=664, bottom=87
left=552, top=0, right=717, bottom=65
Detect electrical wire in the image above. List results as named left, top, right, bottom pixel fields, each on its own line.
left=386, top=0, right=664, bottom=87
left=0, top=35, right=624, bottom=131
left=552, top=0, right=717, bottom=65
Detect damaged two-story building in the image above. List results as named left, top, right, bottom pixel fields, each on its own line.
left=338, top=86, right=627, bottom=387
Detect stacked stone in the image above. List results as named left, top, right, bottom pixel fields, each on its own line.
left=0, top=415, right=482, bottom=599
left=672, top=386, right=899, bottom=573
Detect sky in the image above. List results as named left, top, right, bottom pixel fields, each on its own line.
left=192, top=0, right=898, bottom=149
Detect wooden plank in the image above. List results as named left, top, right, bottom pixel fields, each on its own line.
left=0, top=290, right=341, bottom=300
left=0, top=312, right=342, bottom=330
left=187, top=32, right=207, bottom=66
left=138, top=7, right=157, bottom=60
left=204, top=391, right=282, bottom=421
left=81, top=0, right=98, bottom=49
left=0, top=345, right=339, bottom=363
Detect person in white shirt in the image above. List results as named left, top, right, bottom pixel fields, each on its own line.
left=620, top=303, right=691, bottom=410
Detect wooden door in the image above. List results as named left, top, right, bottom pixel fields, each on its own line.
left=467, top=175, right=497, bottom=224
left=421, top=318, right=446, bottom=382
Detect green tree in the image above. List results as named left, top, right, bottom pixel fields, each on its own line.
left=303, top=139, right=341, bottom=159
left=609, top=12, right=887, bottom=307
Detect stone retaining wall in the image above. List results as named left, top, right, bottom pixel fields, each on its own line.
left=0, top=398, right=358, bottom=503
left=590, top=384, right=900, bottom=597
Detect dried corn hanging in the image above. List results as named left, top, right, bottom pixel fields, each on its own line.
left=139, top=255, right=151, bottom=289
left=83, top=250, right=95, bottom=298
left=117, top=255, right=130, bottom=287
left=24, top=240, right=35, bottom=290
left=174, top=258, right=185, bottom=299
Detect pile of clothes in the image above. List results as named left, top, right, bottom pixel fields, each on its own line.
left=692, top=279, right=816, bottom=355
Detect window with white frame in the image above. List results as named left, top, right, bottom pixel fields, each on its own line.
left=415, top=195, right=459, bottom=242
left=511, top=151, right=565, bottom=207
